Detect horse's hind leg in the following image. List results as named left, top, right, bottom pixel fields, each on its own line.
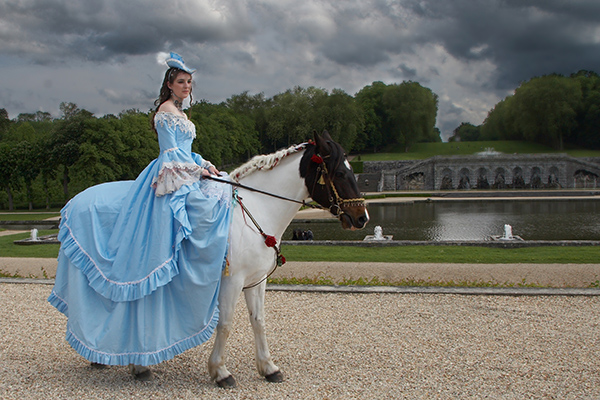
left=244, top=281, right=283, bottom=383
left=208, top=278, right=243, bottom=388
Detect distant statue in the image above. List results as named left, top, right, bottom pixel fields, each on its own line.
left=364, top=225, right=392, bottom=241
left=503, top=224, right=513, bottom=240
left=491, top=224, right=523, bottom=241
left=374, top=226, right=383, bottom=240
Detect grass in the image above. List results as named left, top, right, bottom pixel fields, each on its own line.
left=0, top=230, right=60, bottom=258
left=267, top=276, right=549, bottom=288
left=355, top=141, right=600, bottom=161
left=280, top=245, right=600, bottom=264
left=0, top=213, right=60, bottom=221
left=2, top=230, right=597, bottom=264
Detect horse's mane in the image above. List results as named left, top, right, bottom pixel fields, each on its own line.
left=231, top=143, right=310, bottom=181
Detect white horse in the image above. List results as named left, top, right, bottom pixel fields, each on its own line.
left=127, top=131, right=369, bottom=386
left=206, top=131, right=369, bottom=387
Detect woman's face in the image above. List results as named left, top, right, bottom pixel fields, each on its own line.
left=168, top=72, right=192, bottom=99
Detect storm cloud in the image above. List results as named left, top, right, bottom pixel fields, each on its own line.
left=1, top=0, right=599, bottom=139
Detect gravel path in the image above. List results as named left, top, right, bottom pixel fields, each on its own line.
left=2, top=283, right=599, bottom=399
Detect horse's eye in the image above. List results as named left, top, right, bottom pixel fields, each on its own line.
left=335, top=170, right=345, bottom=178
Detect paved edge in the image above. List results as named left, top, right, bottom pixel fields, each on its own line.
left=2, top=278, right=598, bottom=296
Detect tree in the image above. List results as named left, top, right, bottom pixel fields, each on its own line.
left=0, top=143, right=20, bottom=210
left=382, top=81, right=439, bottom=152
left=0, top=108, right=11, bottom=140
left=191, top=101, right=260, bottom=167
left=480, top=97, right=518, bottom=141
left=512, top=75, right=581, bottom=150
left=50, top=105, right=94, bottom=201
left=264, top=87, right=327, bottom=150
left=450, top=122, right=481, bottom=142
left=117, top=110, right=158, bottom=179
left=310, top=88, right=364, bottom=152
left=355, top=82, right=387, bottom=152
left=571, top=70, right=600, bottom=148
left=13, top=141, right=40, bottom=210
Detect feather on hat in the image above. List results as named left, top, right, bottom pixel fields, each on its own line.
left=159, top=52, right=196, bottom=74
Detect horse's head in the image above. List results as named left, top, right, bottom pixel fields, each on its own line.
left=300, top=130, right=370, bottom=230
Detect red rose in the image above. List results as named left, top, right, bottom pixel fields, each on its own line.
left=277, top=254, right=286, bottom=266
left=264, top=235, right=277, bottom=247
left=311, top=154, right=323, bottom=164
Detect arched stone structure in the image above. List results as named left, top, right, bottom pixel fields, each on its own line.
left=512, top=167, right=525, bottom=189
left=457, top=168, right=471, bottom=189
left=440, top=168, right=453, bottom=190
left=493, top=167, right=507, bottom=189
left=547, top=166, right=560, bottom=188
left=359, top=153, right=600, bottom=192
left=530, top=167, right=542, bottom=189
left=476, top=167, right=490, bottom=189
left=574, top=169, right=598, bottom=188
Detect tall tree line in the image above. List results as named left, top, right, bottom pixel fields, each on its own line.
left=451, top=70, right=600, bottom=150
left=0, top=81, right=440, bottom=210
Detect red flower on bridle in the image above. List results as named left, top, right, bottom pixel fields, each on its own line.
left=263, top=234, right=277, bottom=248
left=311, top=154, right=323, bottom=164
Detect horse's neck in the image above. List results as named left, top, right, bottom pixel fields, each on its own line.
left=237, top=151, right=309, bottom=239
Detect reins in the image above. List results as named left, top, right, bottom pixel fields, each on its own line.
left=205, top=175, right=324, bottom=210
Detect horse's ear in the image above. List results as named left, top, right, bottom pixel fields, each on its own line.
left=314, top=130, right=332, bottom=155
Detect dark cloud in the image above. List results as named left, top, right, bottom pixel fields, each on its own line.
left=407, top=1, right=600, bottom=89
left=390, top=63, right=418, bottom=80
left=0, top=0, right=254, bottom=63
left=1, top=0, right=599, bottom=139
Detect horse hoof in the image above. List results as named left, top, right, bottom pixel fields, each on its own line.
left=216, top=375, right=236, bottom=389
left=265, top=370, right=284, bottom=383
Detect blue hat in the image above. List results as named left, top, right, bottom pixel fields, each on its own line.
left=165, top=52, right=196, bottom=74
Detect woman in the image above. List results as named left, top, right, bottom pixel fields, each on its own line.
left=48, top=53, right=232, bottom=376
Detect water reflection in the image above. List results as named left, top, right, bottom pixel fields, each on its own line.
left=286, top=200, right=600, bottom=241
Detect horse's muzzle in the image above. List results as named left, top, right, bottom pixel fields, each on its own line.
left=339, top=208, right=369, bottom=230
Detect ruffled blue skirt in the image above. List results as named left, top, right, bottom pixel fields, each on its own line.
left=48, top=164, right=232, bottom=366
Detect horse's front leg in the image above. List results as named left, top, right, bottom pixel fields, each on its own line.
left=244, top=281, right=283, bottom=383
left=208, top=276, right=243, bottom=388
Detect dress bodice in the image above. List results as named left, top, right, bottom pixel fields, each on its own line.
left=151, top=111, right=206, bottom=196
left=154, top=111, right=196, bottom=154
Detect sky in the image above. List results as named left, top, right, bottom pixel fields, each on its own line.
left=1, top=0, right=600, bottom=141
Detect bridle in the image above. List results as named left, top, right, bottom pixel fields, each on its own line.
left=309, top=151, right=366, bottom=219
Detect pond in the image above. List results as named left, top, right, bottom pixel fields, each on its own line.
left=286, top=199, right=600, bottom=241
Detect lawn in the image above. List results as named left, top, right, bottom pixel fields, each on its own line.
left=1, top=230, right=598, bottom=264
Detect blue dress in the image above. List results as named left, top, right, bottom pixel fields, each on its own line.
left=48, top=111, right=233, bottom=366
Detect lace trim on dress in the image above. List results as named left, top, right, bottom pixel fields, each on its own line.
left=155, top=111, right=196, bottom=139
left=151, top=161, right=203, bottom=197
left=199, top=174, right=233, bottom=208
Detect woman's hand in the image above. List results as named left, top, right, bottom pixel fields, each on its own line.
left=207, top=165, right=220, bottom=176
left=201, top=166, right=220, bottom=177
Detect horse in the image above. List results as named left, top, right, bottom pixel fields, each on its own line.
left=203, top=130, right=369, bottom=387
left=101, top=130, right=369, bottom=385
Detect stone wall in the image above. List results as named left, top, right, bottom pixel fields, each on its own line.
left=357, top=153, right=600, bottom=192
